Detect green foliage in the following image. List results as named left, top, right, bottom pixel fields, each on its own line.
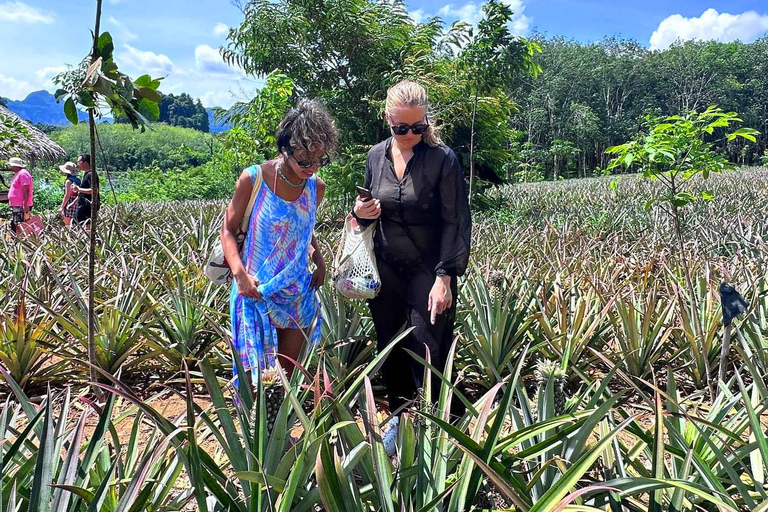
left=0, top=383, right=188, bottom=511
left=159, top=92, right=209, bottom=132
left=117, top=92, right=209, bottom=131
left=607, top=106, right=758, bottom=210
left=53, top=32, right=163, bottom=130
left=223, top=0, right=416, bottom=144
left=110, top=161, right=237, bottom=203
left=31, top=169, right=67, bottom=212
left=217, top=71, right=294, bottom=167
left=317, top=145, right=366, bottom=202
left=0, top=114, right=29, bottom=165
left=223, top=0, right=541, bottom=185
left=51, top=123, right=214, bottom=171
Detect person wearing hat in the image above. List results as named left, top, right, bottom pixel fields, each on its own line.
left=57, top=161, right=81, bottom=227
left=6, top=156, right=33, bottom=235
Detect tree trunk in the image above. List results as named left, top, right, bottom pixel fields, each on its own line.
left=87, top=0, right=103, bottom=398
left=671, top=191, right=711, bottom=397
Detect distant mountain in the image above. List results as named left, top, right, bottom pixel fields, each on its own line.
left=206, top=108, right=230, bottom=133
left=6, top=90, right=230, bottom=132
left=5, top=90, right=88, bottom=125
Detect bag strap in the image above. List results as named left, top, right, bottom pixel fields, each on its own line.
left=239, top=165, right=263, bottom=233
left=334, top=215, right=376, bottom=269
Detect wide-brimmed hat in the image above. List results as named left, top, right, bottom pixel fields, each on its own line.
left=7, top=157, right=26, bottom=168
left=59, top=161, right=78, bottom=175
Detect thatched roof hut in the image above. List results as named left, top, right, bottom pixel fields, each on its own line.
left=0, top=104, right=66, bottom=167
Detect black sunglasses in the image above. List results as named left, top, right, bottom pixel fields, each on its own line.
left=285, top=147, right=331, bottom=169
left=390, top=121, right=429, bottom=136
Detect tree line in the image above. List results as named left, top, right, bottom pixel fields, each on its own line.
left=219, top=0, right=767, bottom=187
left=508, top=36, right=768, bottom=181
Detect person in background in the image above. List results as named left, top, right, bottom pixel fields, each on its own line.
left=221, top=100, right=337, bottom=388
left=71, top=153, right=95, bottom=228
left=6, top=156, right=33, bottom=235
left=57, top=161, right=81, bottom=227
left=353, top=80, right=472, bottom=455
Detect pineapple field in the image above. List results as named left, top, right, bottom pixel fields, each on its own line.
left=3, top=167, right=768, bottom=511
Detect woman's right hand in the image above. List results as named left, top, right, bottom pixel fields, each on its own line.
left=235, top=271, right=262, bottom=299
left=354, top=196, right=381, bottom=220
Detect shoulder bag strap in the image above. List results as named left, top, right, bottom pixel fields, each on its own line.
left=239, top=165, right=263, bottom=233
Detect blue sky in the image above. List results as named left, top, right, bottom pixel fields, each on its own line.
left=1, top=0, right=767, bottom=109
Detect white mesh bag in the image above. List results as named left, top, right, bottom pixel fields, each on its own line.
left=333, top=214, right=381, bottom=300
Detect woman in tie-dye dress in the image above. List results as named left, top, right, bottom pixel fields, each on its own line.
left=220, top=101, right=337, bottom=387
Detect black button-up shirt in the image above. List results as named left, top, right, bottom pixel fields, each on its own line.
left=358, top=138, right=471, bottom=277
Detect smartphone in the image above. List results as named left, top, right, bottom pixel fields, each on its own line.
left=355, top=186, right=373, bottom=201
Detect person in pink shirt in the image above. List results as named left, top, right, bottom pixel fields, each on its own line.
left=6, top=157, right=33, bottom=234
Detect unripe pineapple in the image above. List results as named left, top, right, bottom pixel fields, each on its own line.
left=535, top=359, right=568, bottom=416
left=261, top=367, right=283, bottom=434
left=487, top=270, right=507, bottom=303
left=412, top=387, right=436, bottom=428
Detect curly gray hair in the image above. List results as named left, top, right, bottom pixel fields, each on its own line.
left=276, top=100, right=338, bottom=155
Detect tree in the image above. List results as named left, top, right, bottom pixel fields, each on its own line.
left=217, top=71, right=295, bottom=167
left=159, top=93, right=210, bottom=132
left=224, top=0, right=421, bottom=145
left=53, top=0, right=162, bottom=393
left=0, top=115, right=29, bottom=166
left=459, top=0, right=540, bottom=202
left=607, top=106, right=758, bottom=393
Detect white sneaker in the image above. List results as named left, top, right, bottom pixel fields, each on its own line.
left=382, top=416, right=399, bottom=457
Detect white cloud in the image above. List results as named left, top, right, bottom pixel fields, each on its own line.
left=409, top=9, right=430, bottom=24
left=35, top=65, right=70, bottom=81
left=438, top=4, right=483, bottom=26
left=430, top=0, right=531, bottom=35
left=0, top=73, right=35, bottom=100
left=107, top=16, right=137, bottom=41
left=117, top=44, right=174, bottom=74
left=213, top=22, right=229, bottom=37
left=195, top=44, right=236, bottom=74
left=650, top=8, right=768, bottom=50
left=0, top=2, right=54, bottom=24
left=199, top=89, right=237, bottom=109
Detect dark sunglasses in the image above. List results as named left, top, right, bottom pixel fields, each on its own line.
left=390, top=121, right=429, bottom=136
left=285, top=148, right=331, bottom=169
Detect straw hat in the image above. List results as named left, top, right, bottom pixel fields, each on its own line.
left=7, top=157, right=26, bottom=168
left=58, top=161, right=78, bottom=175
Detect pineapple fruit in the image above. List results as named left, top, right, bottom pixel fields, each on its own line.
left=487, top=270, right=507, bottom=303
left=258, top=366, right=284, bottom=435
left=535, top=358, right=568, bottom=416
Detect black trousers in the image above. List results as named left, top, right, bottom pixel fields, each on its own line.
left=75, top=205, right=91, bottom=224
left=369, top=258, right=459, bottom=415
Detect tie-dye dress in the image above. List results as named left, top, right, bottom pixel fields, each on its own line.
left=230, top=165, right=321, bottom=389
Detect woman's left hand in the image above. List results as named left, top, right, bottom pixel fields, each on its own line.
left=311, top=258, right=327, bottom=289
left=428, top=275, right=452, bottom=325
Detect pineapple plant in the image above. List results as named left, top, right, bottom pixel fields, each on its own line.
left=535, top=358, right=568, bottom=416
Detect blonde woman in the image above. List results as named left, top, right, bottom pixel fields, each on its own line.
left=353, top=80, right=471, bottom=453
